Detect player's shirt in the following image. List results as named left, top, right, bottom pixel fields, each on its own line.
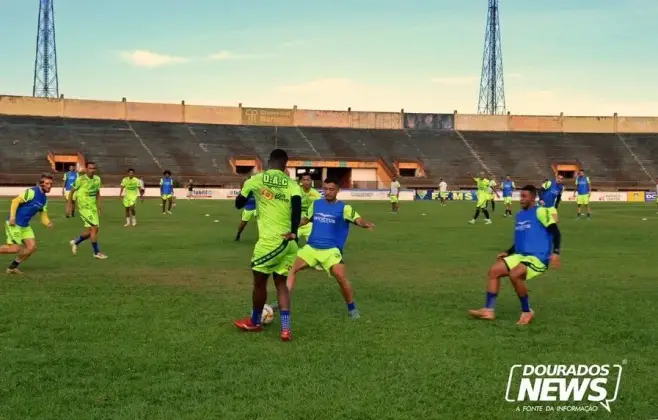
left=540, top=180, right=564, bottom=207
left=8, top=187, right=48, bottom=227
left=502, top=180, right=515, bottom=197
left=160, top=177, right=174, bottom=195
left=306, top=200, right=360, bottom=251
left=301, top=187, right=321, bottom=215
left=73, top=175, right=102, bottom=210
left=438, top=181, right=447, bottom=193
left=487, top=180, right=497, bottom=194
left=474, top=178, right=490, bottom=197
left=575, top=176, right=590, bottom=195
left=63, top=171, right=78, bottom=191
left=390, top=181, right=400, bottom=196
left=240, top=169, right=301, bottom=244
left=513, top=206, right=555, bottom=265
left=244, top=195, right=256, bottom=211
left=121, top=177, right=141, bottom=198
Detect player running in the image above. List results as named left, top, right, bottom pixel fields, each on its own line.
left=160, top=171, right=175, bottom=214
left=468, top=185, right=561, bottom=325
left=62, top=165, right=78, bottom=218
left=574, top=169, right=591, bottom=220
left=487, top=178, right=498, bottom=213
left=1, top=174, right=53, bottom=274
left=540, top=175, right=564, bottom=222
left=120, top=168, right=141, bottom=227
left=438, top=178, right=448, bottom=205
left=469, top=171, right=492, bottom=224
left=287, top=178, right=374, bottom=319
left=390, top=177, right=401, bottom=214
left=235, top=193, right=256, bottom=241
left=501, top=176, right=516, bottom=217
left=66, top=161, right=107, bottom=259
left=233, top=149, right=302, bottom=342
left=297, top=172, right=321, bottom=240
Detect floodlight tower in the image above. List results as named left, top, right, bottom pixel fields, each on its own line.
left=33, top=0, right=59, bottom=98
left=477, top=0, right=506, bottom=114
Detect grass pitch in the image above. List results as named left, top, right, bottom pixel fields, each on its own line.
left=0, top=199, right=656, bottom=419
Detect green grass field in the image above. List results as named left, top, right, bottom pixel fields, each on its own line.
left=0, top=199, right=656, bottom=419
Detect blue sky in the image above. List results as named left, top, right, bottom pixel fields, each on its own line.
left=1, top=0, right=656, bottom=115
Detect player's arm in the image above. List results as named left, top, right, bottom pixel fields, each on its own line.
left=96, top=185, right=102, bottom=214
left=587, top=177, right=592, bottom=196
left=344, top=205, right=374, bottom=229
left=235, top=179, right=253, bottom=209
left=8, top=189, right=33, bottom=224
left=299, top=202, right=313, bottom=227
left=40, top=205, right=52, bottom=227
left=289, top=188, right=302, bottom=237
left=62, top=174, right=66, bottom=195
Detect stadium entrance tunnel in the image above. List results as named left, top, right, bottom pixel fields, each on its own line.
left=326, top=167, right=351, bottom=188
left=48, top=152, right=80, bottom=172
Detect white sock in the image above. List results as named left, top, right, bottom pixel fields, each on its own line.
left=131, top=216, right=136, bottom=224
left=125, top=217, right=130, bottom=224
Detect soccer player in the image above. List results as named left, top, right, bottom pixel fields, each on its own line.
left=297, top=172, right=321, bottom=240
left=468, top=185, right=561, bottom=325
left=540, top=175, right=564, bottom=222
left=487, top=178, right=498, bottom=213
left=233, top=149, right=301, bottom=342
left=66, top=161, right=107, bottom=259
left=160, top=170, right=175, bottom=214
left=573, top=169, right=591, bottom=219
left=501, top=176, right=516, bottom=217
left=187, top=179, right=194, bottom=199
left=438, top=178, right=448, bottom=205
left=62, top=165, right=78, bottom=218
left=469, top=171, right=492, bottom=224
left=235, top=193, right=256, bottom=241
left=138, top=177, right=145, bottom=202
left=655, top=177, right=658, bottom=214
left=120, top=169, right=141, bottom=227
left=287, top=178, right=374, bottom=319
left=1, top=174, right=53, bottom=274
left=390, top=177, right=401, bottom=214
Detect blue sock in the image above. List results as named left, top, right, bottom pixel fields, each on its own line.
left=485, top=292, right=497, bottom=309
left=519, top=295, right=530, bottom=312
left=250, top=308, right=261, bottom=326
left=280, top=310, right=290, bottom=331
left=73, top=236, right=86, bottom=245
left=347, top=302, right=356, bottom=312
left=91, top=242, right=99, bottom=254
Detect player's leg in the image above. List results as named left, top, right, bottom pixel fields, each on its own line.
left=468, top=257, right=511, bottom=320
left=130, top=204, right=137, bottom=226
left=89, top=226, right=105, bottom=258
left=167, top=197, right=173, bottom=212
left=161, top=196, right=167, bottom=214
left=489, top=195, right=496, bottom=213
left=273, top=273, right=291, bottom=340
left=6, top=228, right=36, bottom=273
left=70, top=226, right=91, bottom=255
left=470, top=197, right=491, bottom=224
left=287, top=254, right=312, bottom=292
left=123, top=200, right=131, bottom=226
left=235, top=210, right=252, bottom=241
left=329, top=262, right=359, bottom=319
left=507, top=264, right=534, bottom=325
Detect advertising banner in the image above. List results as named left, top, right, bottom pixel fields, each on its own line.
left=645, top=191, right=656, bottom=202
left=626, top=191, right=645, bottom=202
left=241, top=107, right=294, bottom=126
left=414, top=190, right=477, bottom=201
left=403, top=113, right=454, bottom=130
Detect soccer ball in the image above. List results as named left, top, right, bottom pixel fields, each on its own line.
left=261, top=304, right=274, bottom=324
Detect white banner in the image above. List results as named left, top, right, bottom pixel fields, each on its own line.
left=560, top=192, right=627, bottom=202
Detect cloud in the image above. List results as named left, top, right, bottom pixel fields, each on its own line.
left=430, top=76, right=478, bottom=86
left=206, top=51, right=275, bottom=60
left=120, top=50, right=189, bottom=67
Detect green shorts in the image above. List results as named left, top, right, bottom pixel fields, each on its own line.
left=390, top=195, right=399, bottom=203
left=65, top=190, right=73, bottom=201
left=503, top=254, right=547, bottom=281
left=251, top=239, right=298, bottom=276
left=297, top=245, right=343, bottom=275
left=577, top=194, right=589, bottom=205
left=476, top=193, right=488, bottom=209
left=123, top=195, right=138, bottom=208
left=439, top=192, right=448, bottom=199
left=241, top=209, right=257, bottom=222
left=79, top=207, right=100, bottom=228
left=162, top=194, right=173, bottom=200
left=5, top=221, right=34, bottom=244
left=504, top=196, right=512, bottom=205
left=297, top=223, right=312, bottom=240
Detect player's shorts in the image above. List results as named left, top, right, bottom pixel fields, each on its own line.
left=503, top=196, right=512, bottom=205
left=79, top=207, right=100, bottom=228
left=486, top=193, right=494, bottom=201
left=5, top=221, right=34, bottom=244
left=439, top=192, right=448, bottom=199
left=390, top=195, right=399, bottom=203
left=503, top=254, right=547, bottom=281
left=476, top=193, right=488, bottom=209
left=122, top=195, right=138, bottom=208
left=241, top=209, right=257, bottom=222
left=251, top=239, right=298, bottom=276
left=297, top=223, right=312, bottom=240
left=298, top=245, right=343, bottom=275
left=161, top=194, right=173, bottom=200
left=576, top=194, right=589, bottom=205
left=64, top=190, right=72, bottom=201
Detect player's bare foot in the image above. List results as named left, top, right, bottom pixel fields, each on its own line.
left=69, top=240, right=78, bottom=255
left=233, top=317, right=263, bottom=332
left=516, top=310, right=534, bottom=325
left=6, top=268, right=22, bottom=275
left=468, top=308, right=495, bottom=320
left=280, top=330, right=291, bottom=342
left=93, top=253, right=108, bottom=260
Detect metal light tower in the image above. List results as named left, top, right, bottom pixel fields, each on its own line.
left=477, top=0, right=506, bottom=115
left=33, top=0, right=59, bottom=98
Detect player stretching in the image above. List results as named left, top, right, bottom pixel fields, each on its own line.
left=501, top=176, right=515, bottom=217
left=233, top=149, right=301, bottom=342
left=574, top=169, right=591, bottom=220
left=287, top=178, right=374, bottom=319
left=235, top=193, right=256, bottom=241
left=468, top=185, right=561, bottom=325
left=540, top=175, right=564, bottom=222
left=438, top=178, right=448, bottom=205
left=297, top=172, right=321, bottom=240
left=390, top=177, right=401, bottom=214
left=66, top=162, right=107, bottom=259
left=487, top=178, right=498, bottom=213
left=469, top=172, right=492, bottom=224
left=1, top=174, right=53, bottom=274
left=120, top=169, right=141, bottom=227
left=160, top=171, right=175, bottom=214
left=62, top=165, right=78, bottom=218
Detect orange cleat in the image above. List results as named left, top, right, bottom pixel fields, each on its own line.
left=280, top=330, right=291, bottom=342
left=516, top=310, right=534, bottom=325
left=234, top=317, right=263, bottom=332
left=468, top=308, right=495, bottom=320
